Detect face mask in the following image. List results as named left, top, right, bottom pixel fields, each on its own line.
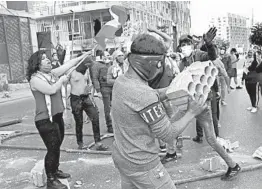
left=220, top=50, right=225, bottom=55
left=181, top=45, right=193, bottom=57
left=128, top=54, right=164, bottom=82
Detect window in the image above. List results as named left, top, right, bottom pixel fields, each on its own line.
left=67, top=19, right=80, bottom=41
left=67, top=19, right=80, bottom=34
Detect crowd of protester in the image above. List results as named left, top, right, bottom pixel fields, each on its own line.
left=26, top=24, right=262, bottom=188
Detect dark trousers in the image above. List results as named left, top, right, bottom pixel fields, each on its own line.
left=101, top=87, right=112, bottom=128
left=245, top=82, right=257, bottom=107
left=70, top=94, right=101, bottom=144
left=196, top=93, right=219, bottom=138
left=35, top=113, right=64, bottom=176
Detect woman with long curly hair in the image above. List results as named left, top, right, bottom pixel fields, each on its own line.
left=27, top=50, right=91, bottom=189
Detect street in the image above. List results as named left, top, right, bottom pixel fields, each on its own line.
left=1, top=72, right=262, bottom=188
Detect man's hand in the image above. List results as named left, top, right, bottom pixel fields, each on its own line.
left=203, top=27, right=217, bottom=44
left=187, top=94, right=207, bottom=116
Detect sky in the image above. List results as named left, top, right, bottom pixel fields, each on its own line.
left=190, top=0, right=262, bottom=35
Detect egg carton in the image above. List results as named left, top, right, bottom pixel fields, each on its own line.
left=166, top=61, right=218, bottom=111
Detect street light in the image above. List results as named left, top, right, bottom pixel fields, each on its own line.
left=70, top=10, right=75, bottom=59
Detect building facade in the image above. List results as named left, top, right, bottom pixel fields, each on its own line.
left=34, top=1, right=190, bottom=54
left=209, top=13, right=249, bottom=52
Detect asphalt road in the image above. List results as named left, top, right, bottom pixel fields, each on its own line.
left=1, top=57, right=262, bottom=188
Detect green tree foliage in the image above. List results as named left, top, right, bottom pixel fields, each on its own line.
left=250, top=23, right=262, bottom=48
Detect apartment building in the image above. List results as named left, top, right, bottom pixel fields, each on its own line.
left=209, top=13, right=249, bottom=52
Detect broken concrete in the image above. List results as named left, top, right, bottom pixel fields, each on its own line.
left=30, top=160, right=46, bottom=187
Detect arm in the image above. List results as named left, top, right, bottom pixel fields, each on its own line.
left=30, top=76, right=65, bottom=95
left=149, top=111, right=195, bottom=144
left=52, top=52, right=91, bottom=77
left=256, top=62, right=262, bottom=73
left=198, top=43, right=217, bottom=61
left=107, top=66, right=116, bottom=85
left=90, top=64, right=101, bottom=93
left=156, top=88, right=168, bottom=102
left=248, top=61, right=258, bottom=71
left=148, top=27, right=172, bottom=50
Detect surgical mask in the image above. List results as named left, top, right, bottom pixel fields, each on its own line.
left=220, top=50, right=225, bottom=55
left=181, top=45, right=193, bottom=57
left=104, top=59, right=111, bottom=64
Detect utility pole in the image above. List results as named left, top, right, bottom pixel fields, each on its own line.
left=70, top=10, right=75, bottom=59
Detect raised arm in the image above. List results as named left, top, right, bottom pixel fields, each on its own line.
left=148, top=27, right=172, bottom=50
left=52, top=51, right=92, bottom=77
left=30, top=75, right=67, bottom=95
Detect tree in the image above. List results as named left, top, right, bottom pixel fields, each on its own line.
left=214, top=37, right=230, bottom=50
left=250, top=22, right=262, bottom=50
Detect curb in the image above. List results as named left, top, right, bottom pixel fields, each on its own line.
left=0, top=95, right=32, bottom=104
left=0, top=118, right=22, bottom=127
left=173, top=163, right=262, bottom=185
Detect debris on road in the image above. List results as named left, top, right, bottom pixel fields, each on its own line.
left=252, top=146, right=262, bottom=160
left=200, top=156, right=223, bottom=172
left=30, top=160, right=46, bottom=187
left=216, top=137, right=239, bottom=152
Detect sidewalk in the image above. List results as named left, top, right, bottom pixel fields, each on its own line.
left=0, top=88, right=33, bottom=104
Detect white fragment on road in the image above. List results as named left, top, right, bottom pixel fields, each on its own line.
left=178, top=170, right=183, bottom=173
left=78, top=157, right=113, bottom=166
left=75, top=180, right=83, bottom=185
left=106, top=180, right=111, bottom=183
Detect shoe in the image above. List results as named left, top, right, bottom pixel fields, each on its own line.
left=246, top=107, right=253, bottom=111
left=236, top=86, right=242, bottom=89
left=47, top=175, right=68, bottom=189
left=230, top=86, right=234, bottom=90
left=251, top=107, right=258, bottom=113
left=218, top=123, right=222, bottom=128
left=95, top=143, right=108, bottom=151
left=221, top=163, right=241, bottom=181
left=107, top=126, right=113, bottom=133
left=159, top=145, right=167, bottom=153
left=192, top=136, right=203, bottom=143
left=78, top=143, right=89, bottom=150
left=221, top=101, right=227, bottom=106
left=160, top=152, right=177, bottom=164
left=55, top=170, right=71, bottom=179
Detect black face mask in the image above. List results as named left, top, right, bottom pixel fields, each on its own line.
left=75, top=62, right=88, bottom=75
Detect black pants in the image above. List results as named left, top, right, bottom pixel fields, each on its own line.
left=70, top=94, right=101, bottom=144
left=245, top=82, right=257, bottom=107
left=196, top=93, right=219, bottom=138
left=35, top=113, right=64, bottom=176
left=101, top=87, right=112, bottom=128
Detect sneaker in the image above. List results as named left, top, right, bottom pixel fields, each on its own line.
left=221, top=101, right=227, bottom=106
left=236, top=86, right=242, bottom=89
left=246, top=107, right=253, bottom=111
left=107, top=126, right=113, bottom=133
left=221, top=163, right=241, bottom=181
left=95, top=143, right=108, bottom=151
left=159, top=145, right=167, bottom=153
left=192, top=136, right=203, bottom=143
left=218, top=123, right=222, bottom=128
left=251, top=107, right=258, bottom=113
left=230, top=86, right=234, bottom=90
left=160, top=152, right=177, bottom=164
left=55, top=170, right=71, bottom=179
